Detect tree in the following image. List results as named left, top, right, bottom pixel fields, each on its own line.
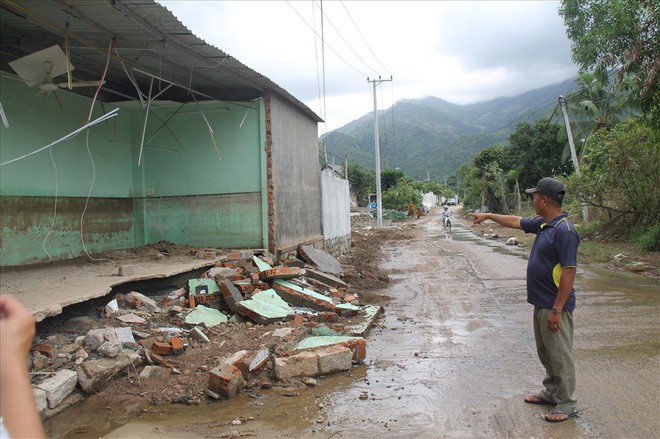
left=559, top=0, right=659, bottom=120
left=568, top=117, right=660, bottom=233
left=347, top=164, right=375, bottom=207
left=504, top=121, right=573, bottom=190
left=380, top=168, right=405, bottom=191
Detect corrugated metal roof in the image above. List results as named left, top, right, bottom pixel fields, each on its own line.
left=0, top=0, right=322, bottom=121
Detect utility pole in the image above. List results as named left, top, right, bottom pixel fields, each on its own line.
left=368, top=76, right=392, bottom=227
left=558, top=96, right=589, bottom=222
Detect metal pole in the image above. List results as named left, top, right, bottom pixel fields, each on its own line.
left=558, top=96, right=589, bottom=222
left=368, top=76, right=392, bottom=228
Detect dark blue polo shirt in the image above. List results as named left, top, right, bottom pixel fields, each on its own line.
left=520, top=213, right=579, bottom=311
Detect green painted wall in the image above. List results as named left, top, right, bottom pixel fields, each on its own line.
left=1, top=77, right=267, bottom=266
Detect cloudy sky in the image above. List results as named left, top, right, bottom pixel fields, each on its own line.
left=159, top=1, right=578, bottom=133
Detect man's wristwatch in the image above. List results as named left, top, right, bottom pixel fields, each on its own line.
left=551, top=307, right=562, bottom=315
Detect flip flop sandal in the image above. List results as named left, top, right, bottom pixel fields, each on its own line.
left=544, top=409, right=578, bottom=423
left=524, top=395, right=555, bottom=405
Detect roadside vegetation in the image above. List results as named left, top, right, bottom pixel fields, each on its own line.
left=456, top=0, right=659, bottom=260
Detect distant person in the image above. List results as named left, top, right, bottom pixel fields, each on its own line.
left=468, top=177, right=579, bottom=423
left=0, top=295, right=46, bottom=438
left=441, top=205, right=452, bottom=228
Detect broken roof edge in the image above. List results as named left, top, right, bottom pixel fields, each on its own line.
left=156, top=1, right=323, bottom=124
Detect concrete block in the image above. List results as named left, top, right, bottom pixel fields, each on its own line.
left=97, top=341, right=122, bottom=358
left=77, top=349, right=142, bottom=393
left=272, top=280, right=335, bottom=312
left=118, top=265, right=135, bottom=276
left=36, top=369, right=78, bottom=408
left=114, top=326, right=138, bottom=349
left=209, top=267, right=238, bottom=279
left=207, top=365, right=246, bottom=399
left=33, top=387, right=47, bottom=413
left=317, top=345, right=353, bottom=375
left=274, top=351, right=319, bottom=379
left=139, top=365, right=170, bottom=380
left=83, top=329, right=106, bottom=351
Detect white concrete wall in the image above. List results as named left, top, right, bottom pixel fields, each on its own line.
left=321, top=168, right=351, bottom=246
left=422, top=192, right=440, bottom=209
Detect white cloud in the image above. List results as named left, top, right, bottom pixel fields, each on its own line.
left=159, top=1, right=578, bottom=132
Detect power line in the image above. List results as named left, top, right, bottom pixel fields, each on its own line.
left=285, top=1, right=369, bottom=78
left=339, top=0, right=391, bottom=76
left=313, top=0, right=379, bottom=77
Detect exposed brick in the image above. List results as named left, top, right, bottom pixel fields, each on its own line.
left=170, top=337, right=184, bottom=355
left=259, top=266, right=301, bottom=281
left=151, top=342, right=172, bottom=356
left=196, top=251, right=217, bottom=259
left=207, top=364, right=246, bottom=399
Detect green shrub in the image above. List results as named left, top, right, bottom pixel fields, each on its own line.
left=635, top=224, right=660, bottom=252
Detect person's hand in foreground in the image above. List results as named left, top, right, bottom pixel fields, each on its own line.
left=0, top=295, right=46, bottom=439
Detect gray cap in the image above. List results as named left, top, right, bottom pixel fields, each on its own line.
left=525, top=177, right=566, bottom=200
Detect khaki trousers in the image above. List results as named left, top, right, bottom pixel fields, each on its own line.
left=533, top=306, right=577, bottom=411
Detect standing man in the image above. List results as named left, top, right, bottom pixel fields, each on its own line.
left=468, top=177, right=579, bottom=423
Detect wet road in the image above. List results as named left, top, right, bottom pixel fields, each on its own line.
left=46, top=210, right=659, bottom=438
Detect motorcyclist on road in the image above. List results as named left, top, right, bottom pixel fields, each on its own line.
left=442, top=205, right=452, bottom=228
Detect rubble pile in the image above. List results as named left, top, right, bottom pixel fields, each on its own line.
left=28, top=245, right=383, bottom=419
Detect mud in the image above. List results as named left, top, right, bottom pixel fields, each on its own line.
left=43, top=208, right=659, bottom=438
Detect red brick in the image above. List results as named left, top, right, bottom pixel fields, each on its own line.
left=151, top=342, right=172, bottom=356
left=188, top=295, right=195, bottom=308
left=207, top=365, right=246, bottom=399
left=292, top=314, right=304, bottom=325
left=170, top=337, right=184, bottom=355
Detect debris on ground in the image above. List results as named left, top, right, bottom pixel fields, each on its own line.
left=27, top=242, right=388, bottom=419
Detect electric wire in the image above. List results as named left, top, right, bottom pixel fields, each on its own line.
left=340, top=0, right=391, bottom=76
left=285, top=0, right=369, bottom=78
left=79, top=38, right=116, bottom=266
left=41, top=139, right=58, bottom=263
left=312, top=0, right=379, bottom=76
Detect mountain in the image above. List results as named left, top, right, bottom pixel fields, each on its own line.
left=322, top=78, right=578, bottom=181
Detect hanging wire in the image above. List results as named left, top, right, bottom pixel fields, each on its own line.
left=340, top=0, right=391, bottom=76
left=312, top=0, right=379, bottom=76
left=285, top=0, right=369, bottom=78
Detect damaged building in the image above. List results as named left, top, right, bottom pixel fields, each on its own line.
left=1, top=0, right=351, bottom=317
left=0, top=0, right=374, bottom=422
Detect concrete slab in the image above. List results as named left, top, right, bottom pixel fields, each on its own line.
left=252, top=256, right=272, bottom=271
left=344, top=304, right=384, bottom=337
left=295, top=335, right=363, bottom=350
left=1, top=255, right=216, bottom=322
left=304, top=268, right=347, bottom=288
left=184, top=305, right=228, bottom=327
left=272, top=280, right=335, bottom=312
left=236, top=289, right=294, bottom=324
left=298, top=245, right=342, bottom=275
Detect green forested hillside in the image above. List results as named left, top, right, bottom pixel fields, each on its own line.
left=323, top=78, right=577, bottom=181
